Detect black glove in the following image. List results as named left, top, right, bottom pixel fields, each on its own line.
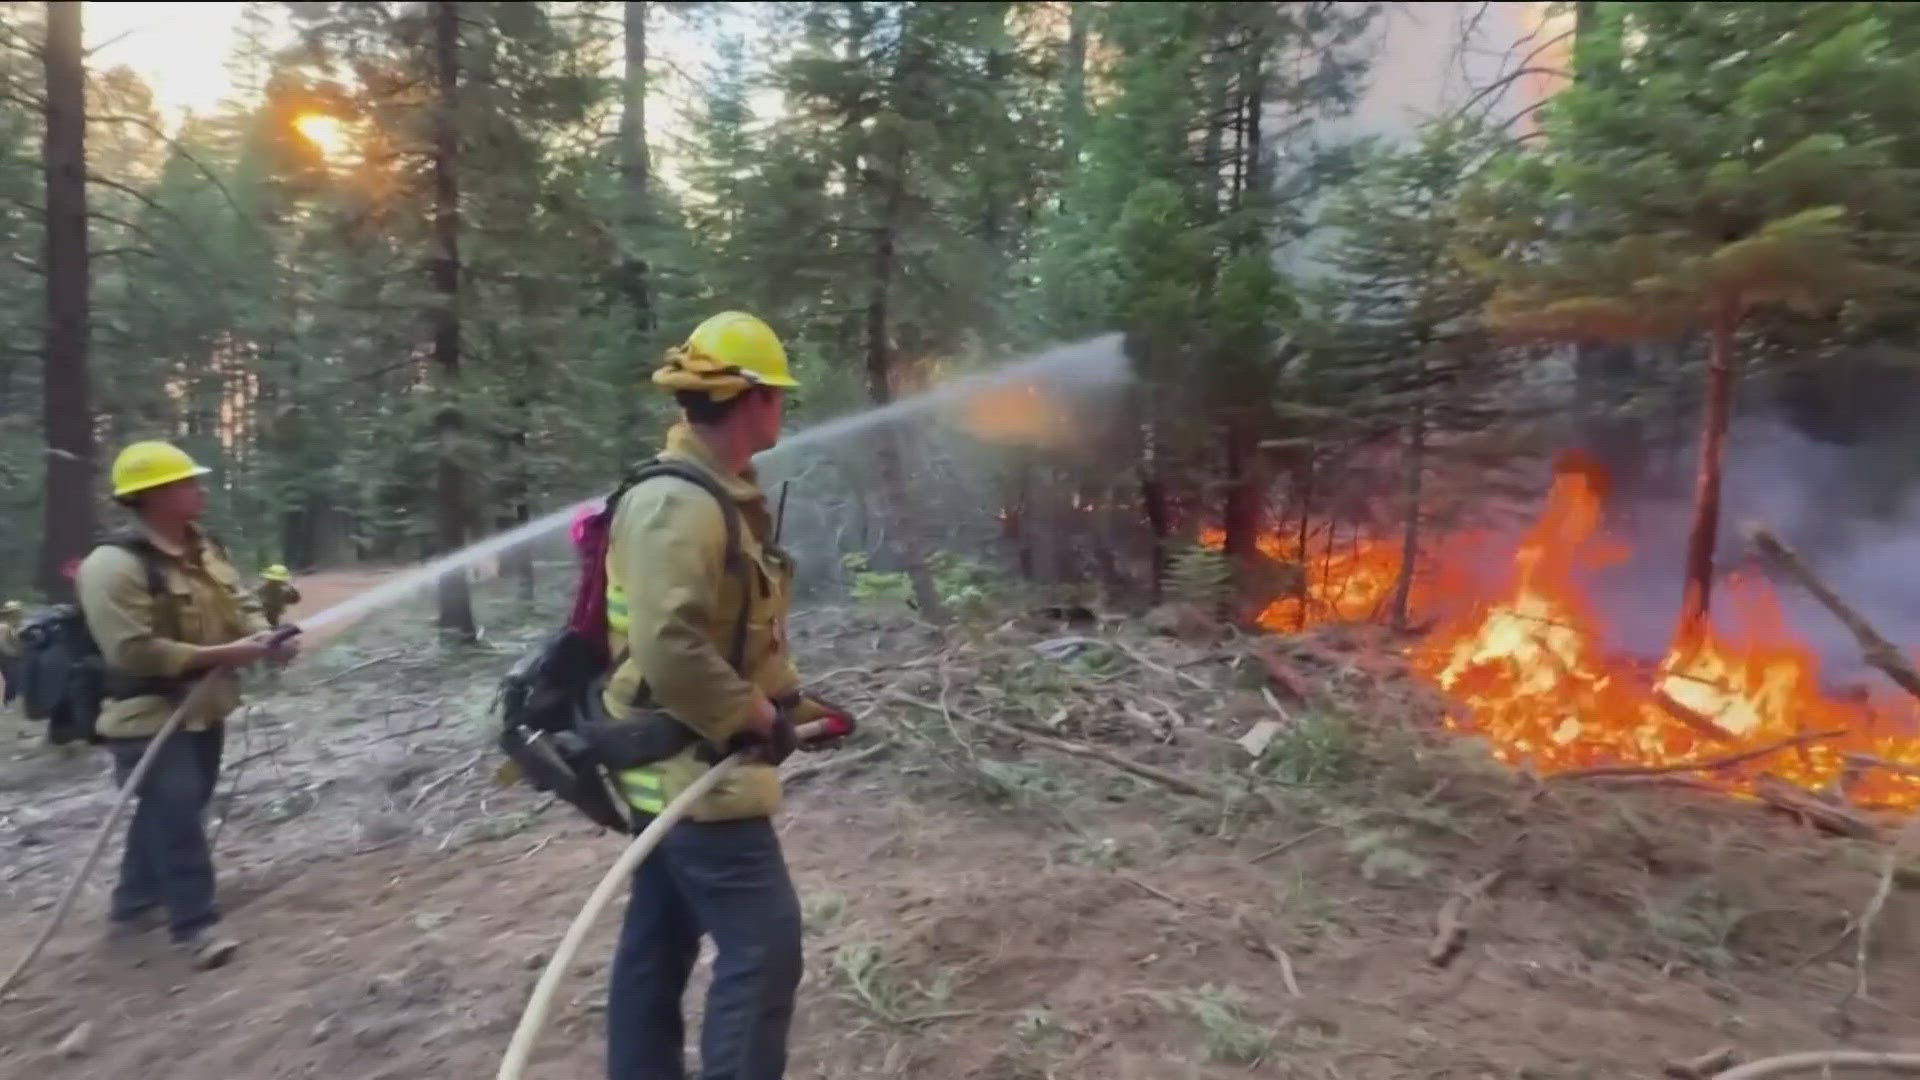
left=725, top=696, right=798, bottom=766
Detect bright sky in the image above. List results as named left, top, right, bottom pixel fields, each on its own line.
left=86, top=2, right=246, bottom=129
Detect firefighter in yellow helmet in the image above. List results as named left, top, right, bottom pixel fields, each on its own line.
left=254, top=564, right=301, bottom=629
left=599, top=312, right=854, bottom=1079
left=74, top=441, right=296, bottom=970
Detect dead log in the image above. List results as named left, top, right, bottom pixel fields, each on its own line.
left=1747, top=527, right=1920, bottom=703
left=1752, top=775, right=1879, bottom=839
left=1551, top=729, right=1846, bottom=783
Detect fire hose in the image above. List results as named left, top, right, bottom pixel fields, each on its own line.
left=496, top=715, right=849, bottom=1080
left=0, top=624, right=302, bottom=1000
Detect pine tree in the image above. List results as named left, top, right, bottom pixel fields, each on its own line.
left=1482, top=1, right=1920, bottom=641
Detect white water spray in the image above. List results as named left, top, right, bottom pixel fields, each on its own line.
left=299, top=334, right=1128, bottom=636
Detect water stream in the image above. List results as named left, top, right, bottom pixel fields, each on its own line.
left=299, top=334, right=1127, bottom=636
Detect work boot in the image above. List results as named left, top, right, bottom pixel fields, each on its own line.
left=105, top=908, right=165, bottom=940
left=177, top=931, right=240, bottom=970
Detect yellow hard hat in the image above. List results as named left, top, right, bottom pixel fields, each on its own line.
left=1, top=601, right=20, bottom=616
left=263, top=565, right=291, bottom=583
left=111, top=441, right=211, bottom=498
left=652, top=312, right=798, bottom=400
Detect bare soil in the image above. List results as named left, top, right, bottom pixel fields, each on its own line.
left=1, top=584, right=1917, bottom=1080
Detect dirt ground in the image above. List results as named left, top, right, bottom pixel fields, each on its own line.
left=1, top=581, right=1917, bottom=1080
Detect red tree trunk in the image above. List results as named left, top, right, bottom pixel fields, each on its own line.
left=1676, top=302, right=1741, bottom=643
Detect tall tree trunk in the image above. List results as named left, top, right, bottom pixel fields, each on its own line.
left=1389, top=392, right=1426, bottom=629
left=431, top=0, right=475, bottom=639
left=38, top=0, right=95, bottom=602
left=619, top=0, right=652, bottom=333
left=1061, top=1, right=1089, bottom=170
left=863, top=141, right=947, bottom=623
left=1220, top=418, right=1260, bottom=559
left=1676, top=302, right=1740, bottom=643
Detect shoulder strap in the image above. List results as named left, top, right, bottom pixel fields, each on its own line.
left=618, top=459, right=752, bottom=672
left=103, top=532, right=168, bottom=601
left=102, top=531, right=178, bottom=642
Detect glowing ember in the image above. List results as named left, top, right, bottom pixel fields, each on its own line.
left=1407, top=453, right=1920, bottom=808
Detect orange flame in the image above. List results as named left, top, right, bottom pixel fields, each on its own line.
left=1407, top=454, right=1920, bottom=807
left=1198, top=525, right=1410, bottom=630
left=1203, top=453, right=1920, bottom=807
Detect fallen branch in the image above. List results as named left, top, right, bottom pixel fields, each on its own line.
left=782, top=741, right=891, bottom=786
left=1651, top=689, right=1737, bottom=744
left=1664, top=1047, right=1736, bottom=1079
left=1118, top=873, right=1184, bottom=907
left=1428, top=869, right=1502, bottom=968
left=377, top=718, right=446, bottom=743
left=887, top=691, right=1219, bottom=801
left=1753, top=775, right=1879, bottom=839
left=1711, top=1050, right=1920, bottom=1080
left=1844, top=753, right=1920, bottom=782
left=1835, top=815, right=1920, bottom=1023
left=308, top=651, right=405, bottom=689
left=1551, top=729, right=1847, bottom=782
left=1748, top=527, right=1920, bottom=702
left=1251, top=821, right=1345, bottom=864
left=408, top=752, right=483, bottom=811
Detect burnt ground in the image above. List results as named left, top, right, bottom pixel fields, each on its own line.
left=0, top=573, right=1917, bottom=1080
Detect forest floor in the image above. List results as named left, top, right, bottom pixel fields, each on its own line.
left=0, top=574, right=1917, bottom=1080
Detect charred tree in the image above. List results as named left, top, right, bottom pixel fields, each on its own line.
left=38, top=0, right=95, bottom=601
left=431, top=0, right=476, bottom=639
left=1389, top=392, right=1426, bottom=630
left=1676, top=302, right=1740, bottom=641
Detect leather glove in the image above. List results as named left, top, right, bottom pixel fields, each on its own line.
left=791, top=694, right=857, bottom=751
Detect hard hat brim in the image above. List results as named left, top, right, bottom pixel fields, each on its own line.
left=113, top=463, right=212, bottom=498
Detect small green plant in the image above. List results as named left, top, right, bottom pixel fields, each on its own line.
left=1165, top=984, right=1271, bottom=1064
left=1165, top=543, right=1234, bottom=613
left=1638, top=880, right=1747, bottom=971
left=842, top=552, right=913, bottom=603
left=831, top=940, right=954, bottom=1026
left=1257, top=708, right=1361, bottom=786
left=1342, top=827, right=1431, bottom=885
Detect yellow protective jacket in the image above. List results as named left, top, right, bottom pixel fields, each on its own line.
left=76, top=525, right=268, bottom=739
left=601, top=423, right=800, bottom=823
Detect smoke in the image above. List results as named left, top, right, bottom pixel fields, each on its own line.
left=1585, top=414, right=1920, bottom=683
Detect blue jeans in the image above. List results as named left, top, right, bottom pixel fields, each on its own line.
left=107, top=728, right=224, bottom=942
left=607, top=817, right=803, bottom=1080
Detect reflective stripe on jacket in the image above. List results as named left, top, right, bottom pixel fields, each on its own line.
left=602, top=423, right=800, bottom=822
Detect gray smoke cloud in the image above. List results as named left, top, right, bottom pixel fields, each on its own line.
left=1583, top=415, right=1920, bottom=688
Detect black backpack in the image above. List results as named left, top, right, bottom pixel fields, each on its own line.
left=496, top=461, right=748, bottom=832
left=19, top=534, right=186, bottom=745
